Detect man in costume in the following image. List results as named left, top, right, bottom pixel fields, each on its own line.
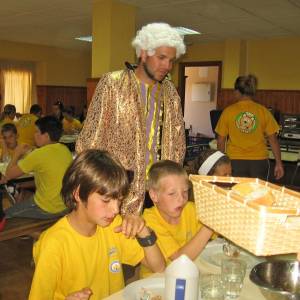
left=76, top=23, right=186, bottom=214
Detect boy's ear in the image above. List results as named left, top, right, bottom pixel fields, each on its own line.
left=73, top=186, right=81, bottom=204
left=149, top=188, right=159, bottom=204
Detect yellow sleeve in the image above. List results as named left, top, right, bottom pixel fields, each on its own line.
left=264, top=108, right=280, bottom=136
left=215, top=110, right=229, bottom=137
left=29, top=235, right=63, bottom=300
left=119, top=234, right=144, bottom=266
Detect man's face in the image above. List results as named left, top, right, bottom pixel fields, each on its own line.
left=2, top=131, right=18, bottom=149
left=140, top=46, right=176, bottom=83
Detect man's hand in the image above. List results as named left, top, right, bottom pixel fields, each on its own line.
left=65, top=288, right=92, bottom=300
left=114, top=215, right=145, bottom=238
left=274, top=162, right=284, bottom=180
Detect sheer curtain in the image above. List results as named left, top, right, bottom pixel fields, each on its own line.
left=0, top=61, right=36, bottom=114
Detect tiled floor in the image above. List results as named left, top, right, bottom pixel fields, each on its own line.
left=0, top=237, right=34, bottom=300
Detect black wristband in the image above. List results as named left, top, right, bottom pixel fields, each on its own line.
left=136, top=228, right=157, bottom=247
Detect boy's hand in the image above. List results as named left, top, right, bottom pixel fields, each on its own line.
left=65, top=287, right=92, bottom=300
left=114, top=215, right=145, bottom=238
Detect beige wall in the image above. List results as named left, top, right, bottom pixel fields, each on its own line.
left=184, top=66, right=219, bottom=137
left=172, top=36, right=300, bottom=91
left=0, top=40, right=91, bottom=86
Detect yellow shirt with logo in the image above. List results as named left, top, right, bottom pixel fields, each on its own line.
left=140, top=201, right=202, bottom=278
left=215, top=99, right=279, bottom=159
left=17, top=113, right=38, bottom=146
left=63, top=118, right=82, bottom=134
left=18, top=143, right=72, bottom=213
left=29, top=215, right=144, bottom=300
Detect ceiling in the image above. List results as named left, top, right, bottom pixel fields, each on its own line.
left=1, top=0, right=300, bottom=51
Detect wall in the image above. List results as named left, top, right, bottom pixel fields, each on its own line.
left=0, top=40, right=91, bottom=86
left=184, top=66, right=219, bottom=137
left=172, top=36, right=300, bottom=91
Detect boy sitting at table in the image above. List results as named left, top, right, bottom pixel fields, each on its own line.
left=0, top=116, right=72, bottom=220
left=29, top=149, right=165, bottom=300
left=62, top=106, right=82, bottom=134
left=140, top=160, right=214, bottom=278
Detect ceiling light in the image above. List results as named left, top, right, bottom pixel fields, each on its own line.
left=75, top=36, right=92, bottom=42
left=174, top=27, right=201, bottom=35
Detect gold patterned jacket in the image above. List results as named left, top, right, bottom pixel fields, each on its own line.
left=76, top=68, right=186, bottom=214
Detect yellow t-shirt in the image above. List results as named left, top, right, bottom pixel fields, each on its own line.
left=63, top=118, right=82, bottom=134
left=17, top=113, right=38, bottom=146
left=18, top=143, right=72, bottom=213
left=215, top=99, right=279, bottom=159
left=140, top=201, right=202, bottom=278
left=29, top=215, right=144, bottom=300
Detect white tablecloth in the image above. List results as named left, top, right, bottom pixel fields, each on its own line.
left=104, top=241, right=266, bottom=300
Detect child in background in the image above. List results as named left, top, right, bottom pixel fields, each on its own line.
left=0, top=104, right=16, bottom=128
left=29, top=150, right=165, bottom=300
left=2, top=116, right=72, bottom=219
left=17, top=104, right=42, bottom=146
left=196, top=149, right=232, bottom=176
left=62, top=106, right=82, bottom=134
left=0, top=123, right=20, bottom=162
left=140, top=160, right=213, bottom=278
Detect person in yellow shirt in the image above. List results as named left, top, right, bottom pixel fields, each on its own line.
left=29, top=150, right=165, bottom=300
left=0, top=104, right=16, bottom=128
left=17, top=104, right=42, bottom=146
left=216, top=74, right=284, bottom=180
left=62, top=106, right=82, bottom=134
left=0, top=116, right=73, bottom=219
left=140, top=160, right=213, bottom=278
left=0, top=123, right=20, bottom=162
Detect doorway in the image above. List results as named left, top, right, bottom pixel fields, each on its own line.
left=178, top=61, right=222, bottom=138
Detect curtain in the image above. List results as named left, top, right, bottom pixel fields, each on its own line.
left=0, top=61, right=36, bottom=114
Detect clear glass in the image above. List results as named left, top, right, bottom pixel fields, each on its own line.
left=223, top=240, right=240, bottom=258
left=200, top=274, right=224, bottom=300
left=221, top=258, right=247, bottom=299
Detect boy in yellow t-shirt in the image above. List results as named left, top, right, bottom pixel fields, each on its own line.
left=140, top=160, right=213, bottom=278
left=29, top=150, right=165, bottom=300
left=1, top=116, right=73, bottom=219
left=17, top=104, right=42, bottom=146
left=62, top=106, right=82, bottom=134
left=0, top=123, right=20, bottom=162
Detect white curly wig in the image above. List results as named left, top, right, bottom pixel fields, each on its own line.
left=132, top=23, right=186, bottom=59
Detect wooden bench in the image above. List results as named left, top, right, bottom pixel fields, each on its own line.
left=0, top=217, right=57, bottom=242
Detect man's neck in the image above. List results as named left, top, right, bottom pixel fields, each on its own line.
left=134, top=64, right=156, bottom=85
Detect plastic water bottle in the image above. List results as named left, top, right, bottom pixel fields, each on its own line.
left=164, top=255, right=199, bottom=300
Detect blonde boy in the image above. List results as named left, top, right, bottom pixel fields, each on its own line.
left=140, top=160, right=213, bottom=278
left=29, top=150, right=165, bottom=300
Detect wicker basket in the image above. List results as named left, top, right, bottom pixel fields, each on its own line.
left=190, top=175, right=300, bottom=256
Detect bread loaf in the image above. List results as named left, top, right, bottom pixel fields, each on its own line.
left=232, top=182, right=275, bottom=206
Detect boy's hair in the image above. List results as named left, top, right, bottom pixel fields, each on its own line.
left=147, top=160, right=188, bottom=190
left=1, top=123, right=17, bottom=135
left=234, top=74, right=257, bottom=97
left=63, top=106, right=75, bottom=117
left=3, top=104, right=16, bottom=116
left=30, top=104, right=42, bottom=115
left=35, top=116, right=62, bottom=142
left=196, top=149, right=230, bottom=175
left=61, top=150, right=129, bottom=210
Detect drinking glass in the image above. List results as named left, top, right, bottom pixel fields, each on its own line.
left=221, top=258, right=247, bottom=299
left=200, top=274, right=224, bottom=300
left=223, top=240, right=240, bottom=258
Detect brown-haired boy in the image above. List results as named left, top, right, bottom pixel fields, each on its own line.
left=29, top=150, right=165, bottom=300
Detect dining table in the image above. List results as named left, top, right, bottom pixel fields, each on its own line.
left=104, top=239, right=267, bottom=300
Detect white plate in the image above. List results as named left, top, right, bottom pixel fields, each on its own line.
left=123, top=277, right=165, bottom=300
left=123, top=277, right=202, bottom=300
left=199, top=241, right=264, bottom=269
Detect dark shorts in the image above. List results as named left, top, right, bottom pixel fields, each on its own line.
left=231, top=159, right=270, bottom=180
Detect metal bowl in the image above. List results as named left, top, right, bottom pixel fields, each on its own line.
left=250, top=261, right=300, bottom=300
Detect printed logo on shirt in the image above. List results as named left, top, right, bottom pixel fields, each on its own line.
left=109, top=260, right=121, bottom=273
left=235, top=111, right=257, bottom=133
